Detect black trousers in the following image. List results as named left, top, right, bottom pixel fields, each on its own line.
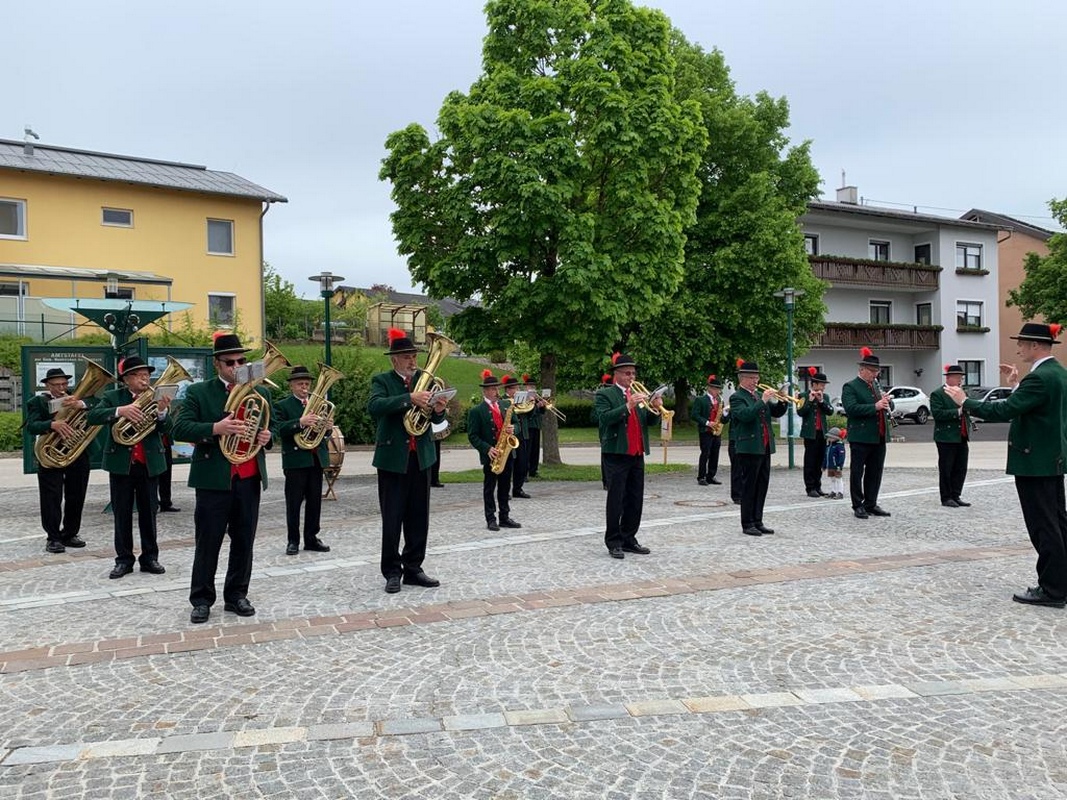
left=512, top=438, right=529, bottom=494
left=109, top=463, right=159, bottom=567
left=284, top=464, right=323, bottom=546
left=1016, top=476, right=1067, bottom=598
left=697, top=431, right=721, bottom=481
left=936, top=441, right=969, bottom=502
left=430, top=439, right=441, bottom=484
left=157, top=445, right=174, bottom=508
left=38, top=453, right=90, bottom=542
left=737, top=451, right=771, bottom=529
left=803, top=434, right=827, bottom=492
left=849, top=441, right=886, bottom=510
left=728, top=440, right=744, bottom=502
left=189, top=476, right=260, bottom=608
left=603, top=452, right=645, bottom=550
left=528, top=428, right=541, bottom=476
left=482, top=458, right=513, bottom=522
left=377, top=452, right=431, bottom=579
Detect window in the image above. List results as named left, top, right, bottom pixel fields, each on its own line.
left=959, top=360, right=982, bottom=386
left=803, top=234, right=819, bottom=256
left=207, top=219, right=234, bottom=255
left=208, top=293, right=236, bottom=326
left=957, top=301, right=983, bottom=327
left=104, top=286, right=134, bottom=300
left=870, top=300, right=891, bottom=325
left=102, top=207, right=133, bottom=227
left=868, top=239, right=890, bottom=261
left=914, top=244, right=931, bottom=264
left=0, top=282, right=26, bottom=296
left=877, top=367, right=892, bottom=387
left=956, top=242, right=982, bottom=270
left=0, top=198, right=27, bottom=239
left=916, top=303, right=932, bottom=325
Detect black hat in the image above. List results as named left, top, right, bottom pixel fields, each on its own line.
left=1010, top=322, right=1062, bottom=344
left=706, top=374, right=722, bottom=388
left=386, top=328, right=419, bottom=355
left=288, top=365, right=313, bottom=382
left=479, top=369, right=502, bottom=388
left=117, top=356, right=155, bottom=378
left=857, top=347, right=880, bottom=367
left=609, top=352, right=638, bottom=371
left=501, top=374, right=519, bottom=387
left=735, top=359, right=759, bottom=374
left=806, top=366, right=829, bottom=383
left=943, top=363, right=965, bottom=376
left=40, top=367, right=73, bottom=384
left=522, top=373, right=535, bottom=386
left=212, top=332, right=250, bottom=357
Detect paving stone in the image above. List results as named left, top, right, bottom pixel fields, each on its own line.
left=376, top=718, right=443, bottom=736
left=503, top=708, right=569, bottom=726
left=305, top=722, right=375, bottom=741
left=154, top=732, right=235, bottom=754
left=566, top=704, right=631, bottom=722
left=740, top=692, right=805, bottom=708
left=442, top=713, right=508, bottom=731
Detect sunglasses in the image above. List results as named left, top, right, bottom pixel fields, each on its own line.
left=219, top=357, right=247, bottom=366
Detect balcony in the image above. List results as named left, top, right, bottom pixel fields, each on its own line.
left=810, top=255, right=940, bottom=291
left=817, top=323, right=942, bottom=350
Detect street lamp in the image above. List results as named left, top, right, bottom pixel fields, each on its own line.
left=309, top=271, right=344, bottom=367
left=773, top=287, right=805, bottom=469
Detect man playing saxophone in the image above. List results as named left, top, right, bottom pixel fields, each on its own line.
left=172, top=332, right=273, bottom=624
left=25, top=367, right=98, bottom=554
left=86, top=356, right=171, bottom=578
left=467, top=369, right=522, bottom=533
left=274, top=365, right=332, bottom=556
left=369, top=329, right=450, bottom=593
left=691, top=374, right=725, bottom=487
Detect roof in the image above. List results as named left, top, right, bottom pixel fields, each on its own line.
left=805, top=200, right=1002, bottom=232
left=960, top=209, right=1057, bottom=241
left=0, top=139, right=286, bottom=203
left=0, top=263, right=172, bottom=285
left=343, top=286, right=476, bottom=318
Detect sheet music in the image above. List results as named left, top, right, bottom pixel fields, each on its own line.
left=48, top=397, right=65, bottom=414
left=154, top=385, right=178, bottom=401
left=429, top=387, right=458, bottom=404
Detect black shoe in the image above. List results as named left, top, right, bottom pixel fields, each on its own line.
left=286, top=542, right=299, bottom=555
left=942, top=499, right=961, bottom=508
left=697, top=478, right=708, bottom=486
left=223, top=598, right=256, bottom=617
left=708, top=478, right=722, bottom=485
left=854, top=508, right=869, bottom=519
left=732, top=498, right=741, bottom=505
left=867, top=506, right=891, bottom=517
left=190, top=605, right=210, bottom=624
left=46, top=540, right=66, bottom=554
left=403, top=571, right=440, bottom=588
left=806, top=490, right=822, bottom=498
left=1012, top=586, right=1066, bottom=608
left=512, top=490, right=531, bottom=499
left=63, top=535, right=87, bottom=548
left=159, top=505, right=181, bottom=513
left=954, top=499, right=971, bottom=507
left=609, top=547, right=625, bottom=559
left=430, top=482, right=445, bottom=488
left=818, top=490, right=829, bottom=497
left=385, top=576, right=402, bottom=594
left=139, top=560, right=166, bottom=574
left=622, top=542, right=650, bottom=555
left=487, top=520, right=500, bottom=531
left=756, top=525, right=775, bottom=535
left=500, top=518, right=522, bottom=528
left=109, top=563, right=134, bottom=580
left=742, top=527, right=762, bottom=536
left=304, top=538, right=331, bottom=552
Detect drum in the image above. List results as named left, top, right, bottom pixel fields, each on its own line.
left=431, top=420, right=451, bottom=441
left=327, top=427, right=346, bottom=470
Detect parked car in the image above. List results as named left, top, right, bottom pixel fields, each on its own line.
left=965, top=386, right=1013, bottom=421
left=886, top=385, right=930, bottom=424
left=830, top=395, right=846, bottom=416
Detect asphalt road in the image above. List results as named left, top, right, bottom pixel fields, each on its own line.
left=881, top=417, right=1009, bottom=443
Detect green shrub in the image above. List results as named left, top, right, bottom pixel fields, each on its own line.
left=0, top=412, right=23, bottom=451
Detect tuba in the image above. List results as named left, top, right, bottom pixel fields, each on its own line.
left=490, top=400, right=520, bottom=475
left=112, top=356, right=192, bottom=447
left=403, top=331, right=459, bottom=437
left=220, top=341, right=292, bottom=465
left=294, top=363, right=344, bottom=451
left=34, top=359, right=115, bottom=469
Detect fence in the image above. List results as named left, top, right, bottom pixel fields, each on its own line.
left=0, top=368, right=22, bottom=412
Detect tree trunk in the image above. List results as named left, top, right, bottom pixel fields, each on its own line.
left=672, top=378, right=692, bottom=423
left=540, top=352, right=562, bottom=465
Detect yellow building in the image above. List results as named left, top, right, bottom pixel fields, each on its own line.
left=0, top=137, right=286, bottom=344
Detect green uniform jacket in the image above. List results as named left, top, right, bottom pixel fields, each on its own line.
left=171, top=379, right=272, bottom=490
left=962, top=358, right=1067, bottom=476
left=592, top=385, right=658, bottom=456
left=511, top=404, right=531, bottom=439
left=527, top=405, right=544, bottom=431
left=796, top=391, right=834, bottom=439
left=467, top=398, right=512, bottom=467
left=931, top=387, right=971, bottom=444
left=24, top=392, right=102, bottom=465
left=841, top=376, right=892, bottom=444
left=85, top=386, right=172, bottom=477
left=691, top=393, right=725, bottom=436
left=368, top=370, right=442, bottom=474
left=728, top=388, right=787, bottom=455
left=274, top=394, right=330, bottom=470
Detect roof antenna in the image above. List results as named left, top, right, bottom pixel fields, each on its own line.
left=23, top=126, right=40, bottom=156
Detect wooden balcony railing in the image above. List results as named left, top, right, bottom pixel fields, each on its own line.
left=817, top=324, right=942, bottom=350
left=810, top=255, right=940, bottom=290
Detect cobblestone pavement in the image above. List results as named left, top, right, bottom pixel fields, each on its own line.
left=2, top=445, right=1066, bottom=799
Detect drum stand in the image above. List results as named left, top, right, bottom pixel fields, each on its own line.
left=322, top=466, right=341, bottom=501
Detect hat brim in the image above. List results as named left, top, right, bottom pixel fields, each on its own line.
left=120, top=366, right=155, bottom=378
left=288, top=374, right=312, bottom=382
left=1010, top=335, right=1060, bottom=344
left=214, top=347, right=252, bottom=356
left=40, top=373, right=73, bottom=383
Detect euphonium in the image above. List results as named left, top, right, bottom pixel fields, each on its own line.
left=112, top=356, right=192, bottom=447
left=295, top=363, right=344, bottom=451
left=403, top=331, right=459, bottom=437
left=489, top=401, right=520, bottom=475
left=757, top=383, right=806, bottom=410
left=34, top=359, right=114, bottom=469
left=220, top=341, right=292, bottom=465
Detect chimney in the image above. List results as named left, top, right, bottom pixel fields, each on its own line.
left=836, top=185, right=858, bottom=205
left=23, top=126, right=40, bottom=156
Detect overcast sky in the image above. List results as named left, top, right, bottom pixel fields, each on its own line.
left=8, top=0, right=1066, bottom=297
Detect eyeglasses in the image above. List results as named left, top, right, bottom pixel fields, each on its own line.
left=219, top=357, right=247, bottom=366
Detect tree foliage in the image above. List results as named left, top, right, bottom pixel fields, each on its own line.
left=264, top=262, right=314, bottom=341
left=1007, top=198, right=1067, bottom=324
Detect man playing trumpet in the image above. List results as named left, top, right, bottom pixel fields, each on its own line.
left=730, top=359, right=787, bottom=536
left=797, top=367, right=834, bottom=498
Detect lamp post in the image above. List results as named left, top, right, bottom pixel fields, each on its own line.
left=773, top=287, right=805, bottom=468
left=309, top=271, right=344, bottom=367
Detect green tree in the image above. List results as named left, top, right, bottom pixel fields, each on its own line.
left=264, top=262, right=309, bottom=340
left=632, top=35, right=823, bottom=421
left=380, top=0, right=706, bottom=463
left=1007, top=198, right=1067, bottom=323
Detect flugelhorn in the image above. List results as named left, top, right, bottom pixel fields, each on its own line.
left=631, top=380, right=673, bottom=422
left=757, top=383, right=806, bottom=410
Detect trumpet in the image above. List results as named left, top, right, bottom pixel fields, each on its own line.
left=632, top=380, right=673, bottom=422
left=757, top=383, right=806, bottom=410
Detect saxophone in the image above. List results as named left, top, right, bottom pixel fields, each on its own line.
left=489, top=401, right=520, bottom=475
left=112, top=356, right=192, bottom=446
left=34, top=359, right=114, bottom=469
left=294, top=363, right=344, bottom=450
left=220, top=341, right=292, bottom=465
left=403, top=331, right=459, bottom=437
left=709, top=394, right=724, bottom=436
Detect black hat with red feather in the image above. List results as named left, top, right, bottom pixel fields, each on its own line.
left=385, top=328, right=419, bottom=355
left=479, top=369, right=502, bottom=388
left=857, top=347, right=881, bottom=367
left=806, top=365, right=829, bottom=383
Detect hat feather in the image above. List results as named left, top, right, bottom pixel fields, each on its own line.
left=807, top=366, right=816, bottom=377
left=481, top=369, right=493, bottom=381
left=387, top=328, right=407, bottom=344
left=860, top=346, right=873, bottom=359
left=1051, top=323, right=1062, bottom=339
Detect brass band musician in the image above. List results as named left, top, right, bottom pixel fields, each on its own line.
left=467, top=370, right=522, bottom=532
left=691, top=374, right=725, bottom=486
left=797, top=367, right=834, bottom=498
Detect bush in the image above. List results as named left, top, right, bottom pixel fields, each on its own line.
left=0, top=412, right=23, bottom=451
left=328, top=349, right=376, bottom=445
left=0, top=335, right=32, bottom=373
